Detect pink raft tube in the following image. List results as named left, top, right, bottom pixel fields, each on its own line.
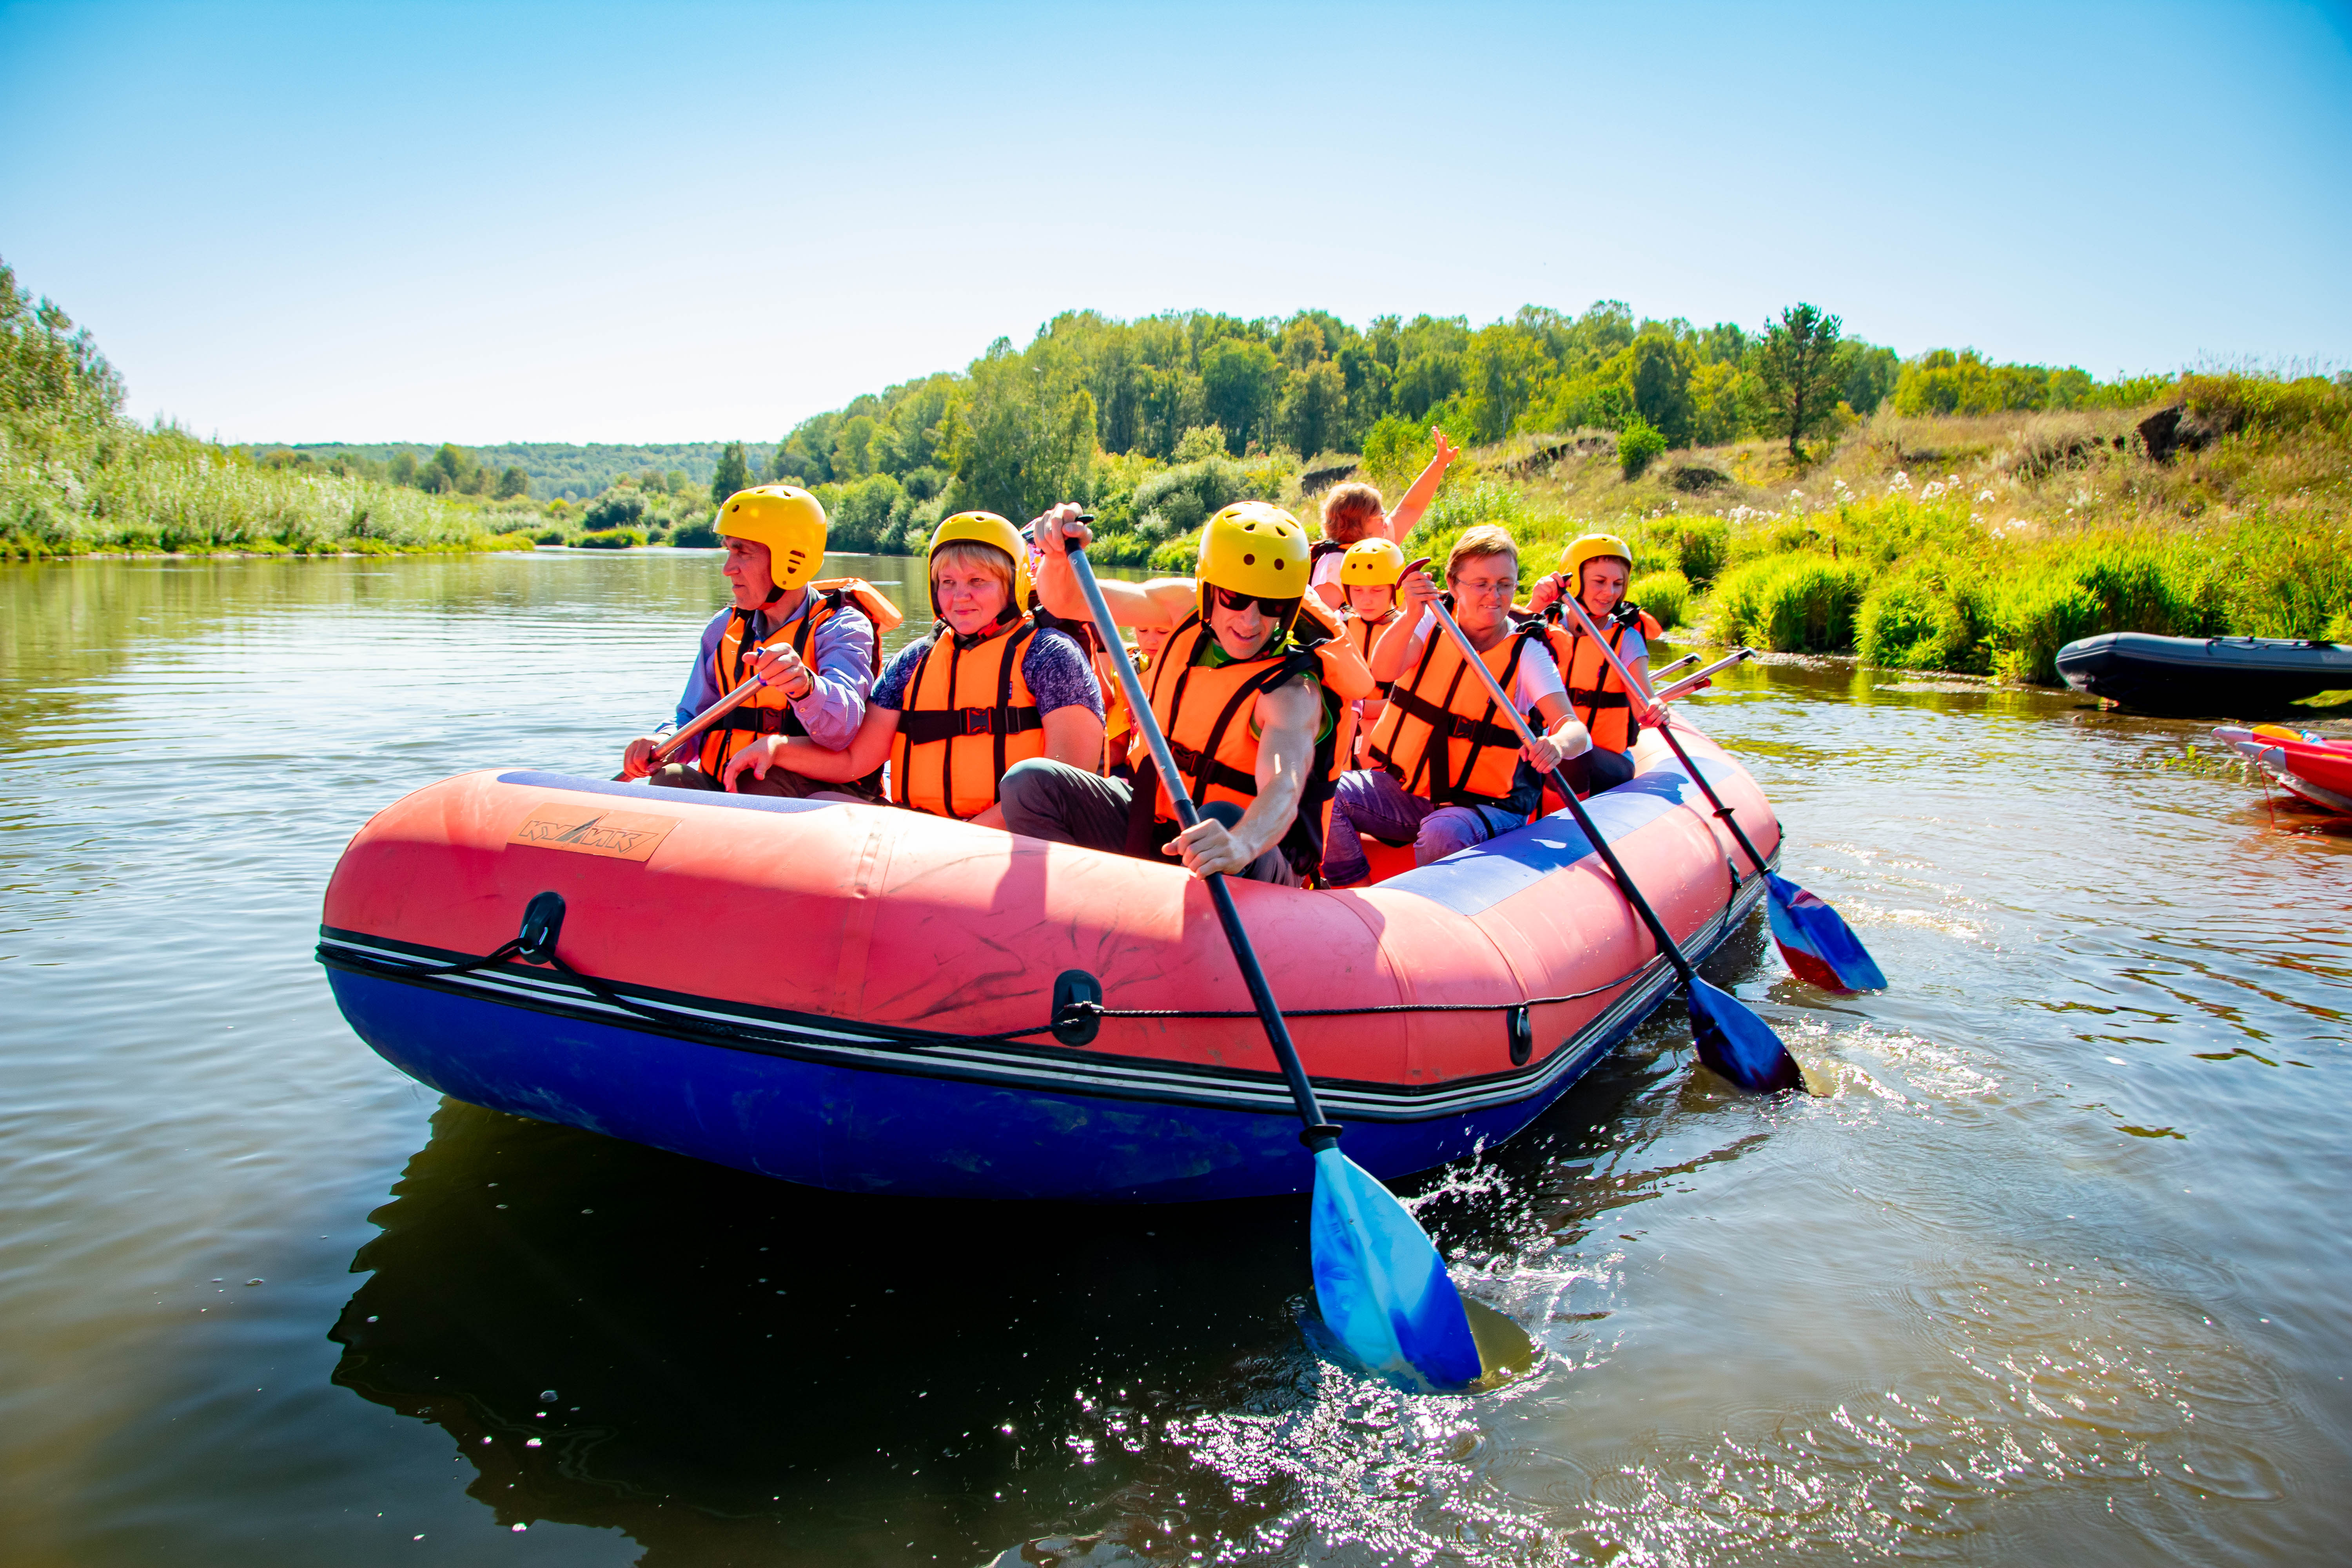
left=317, top=724, right=1782, bottom=1202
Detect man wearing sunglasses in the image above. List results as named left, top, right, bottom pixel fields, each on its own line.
left=1009, top=500, right=1376, bottom=884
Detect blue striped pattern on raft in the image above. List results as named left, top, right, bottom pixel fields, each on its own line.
left=1375, top=754, right=1747, bottom=919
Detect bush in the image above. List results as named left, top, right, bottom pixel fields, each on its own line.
left=1857, top=564, right=1984, bottom=671
left=1713, top=554, right=1871, bottom=651
left=1654, top=517, right=1729, bottom=584
left=575, top=527, right=646, bottom=550
left=532, top=528, right=565, bottom=546
left=1132, top=456, right=1245, bottom=539
left=581, top=489, right=646, bottom=531
left=1618, top=416, right=1666, bottom=480
left=671, top=520, right=719, bottom=547
left=1628, top=569, right=1689, bottom=630
left=1148, top=536, right=1201, bottom=573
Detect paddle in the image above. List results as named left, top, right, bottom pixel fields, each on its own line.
left=1062, top=538, right=1486, bottom=1391
left=1654, top=647, right=1755, bottom=704
left=1557, top=595, right=1887, bottom=994
left=646, top=675, right=767, bottom=768
left=1420, top=592, right=1806, bottom=1095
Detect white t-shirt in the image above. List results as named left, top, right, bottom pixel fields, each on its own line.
left=1311, top=552, right=1345, bottom=590
left=1397, top=610, right=1566, bottom=713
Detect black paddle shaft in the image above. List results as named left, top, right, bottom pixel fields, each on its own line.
left=1422, top=597, right=1702, bottom=991
left=1062, top=541, right=1339, bottom=1147
left=1555, top=595, right=1776, bottom=882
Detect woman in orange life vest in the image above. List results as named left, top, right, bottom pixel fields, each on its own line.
left=1523, top=533, right=1662, bottom=800
left=1336, top=537, right=1409, bottom=748
left=619, top=486, right=893, bottom=797
left=726, top=513, right=1105, bottom=826
left=1007, top=501, right=1377, bottom=886
left=1308, top=427, right=1461, bottom=610
left=1319, top=526, right=1594, bottom=888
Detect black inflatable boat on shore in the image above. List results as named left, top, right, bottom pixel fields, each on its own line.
left=2057, top=633, right=2352, bottom=716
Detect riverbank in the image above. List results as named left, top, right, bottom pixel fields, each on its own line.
left=1388, top=372, right=2351, bottom=687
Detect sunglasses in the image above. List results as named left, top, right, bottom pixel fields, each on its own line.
left=1212, top=586, right=1301, bottom=619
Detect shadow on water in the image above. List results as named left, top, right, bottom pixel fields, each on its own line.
left=330, top=1099, right=1335, bottom=1564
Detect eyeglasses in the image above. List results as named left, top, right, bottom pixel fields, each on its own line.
left=1212, top=586, right=1300, bottom=619
left=1452, top=577, right=1518, bottom=599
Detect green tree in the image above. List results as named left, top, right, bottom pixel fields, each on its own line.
left=1752, top=303, right=1845, bottom=462
left=710, top=440, right=750, bottom=506
left=1200, top=337, right=1280, bottom=454
left=1629, top=333, right=1698, bottom=446
left=495, top=465, right=530, bottom=499
left=1277, top=360, right=1347, bottom=457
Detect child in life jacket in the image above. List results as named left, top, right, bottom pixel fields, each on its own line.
left=1523, top=533, right=1661, bottom=800
left=726, top=512, right=1104, bottom=825
left=1335, top=538, right=1408, bottom=760
left=1308, top=428, right=1460, bottom=610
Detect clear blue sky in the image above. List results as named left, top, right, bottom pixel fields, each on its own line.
left=3, top=0, right=2346, bottom=444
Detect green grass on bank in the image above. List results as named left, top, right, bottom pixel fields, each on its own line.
left=1376, top=372, right=2352, bottom=684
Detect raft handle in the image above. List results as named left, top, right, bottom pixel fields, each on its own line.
left=1051, top=969, right=1104, bottom=1047
left=1507, top=1005, right=1534, bottom=1066
left=517, top=891, right=566, bottom=965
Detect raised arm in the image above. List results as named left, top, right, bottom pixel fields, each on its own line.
left=1383, top=428, right=1461, bottom=537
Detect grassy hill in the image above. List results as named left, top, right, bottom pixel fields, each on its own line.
left=1361, top=374, right=2351, bottom=687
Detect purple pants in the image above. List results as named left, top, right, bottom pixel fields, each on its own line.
left=1321, top=768, right=1526, bottom=887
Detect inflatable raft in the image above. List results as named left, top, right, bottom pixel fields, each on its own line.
left=318, top=726, right=1781, bottom=1203
left=2213, top=725, right=2352, bottom=815
left=2057, top=632, right=2352, bottom=715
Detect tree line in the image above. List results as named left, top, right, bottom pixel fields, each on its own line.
left=758, top=301, right=2165, bottom=526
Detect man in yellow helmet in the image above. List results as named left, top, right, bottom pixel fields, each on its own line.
left=618, top=485, right=889, bottom=796
left=1011, top=500, right=1376, bottom=884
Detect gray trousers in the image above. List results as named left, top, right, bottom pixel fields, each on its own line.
left=998, top=759, right=1300, bottom=886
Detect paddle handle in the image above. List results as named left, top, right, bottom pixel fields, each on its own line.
left=1063, top=542, right=1337, bottom=1142
left=1654, top=648, right=1753, bottom=705
left=649, top=674, right=767, bottom=766
left=1421, top=595, right=1699, bottom=988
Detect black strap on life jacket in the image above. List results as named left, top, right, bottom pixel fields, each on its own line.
left=1308, top=539, right=1347, bottom=563
left=1370, top=609, right=1542, bottom=809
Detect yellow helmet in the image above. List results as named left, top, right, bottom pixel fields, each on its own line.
left=1196, top=501, right=1310, bottom=633
left=1563, top=533, right=1633, bottom=588
left=718, top=485, right=828, bottom=590
left=926, top=510, right=1031, bottom=616
left=1338, top=537, right=1406, bottom=592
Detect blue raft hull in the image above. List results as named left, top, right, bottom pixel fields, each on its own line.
left=325, top=870, right=1767, bottom=1205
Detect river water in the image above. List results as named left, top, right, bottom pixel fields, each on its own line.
left=2, top=551, right=2346, bottom=1567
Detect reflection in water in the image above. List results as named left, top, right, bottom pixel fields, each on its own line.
left=330, top=1098, right=1327, bottom=1563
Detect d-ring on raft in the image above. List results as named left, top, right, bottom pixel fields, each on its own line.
left=317, top=724, right=1785, bottom=1204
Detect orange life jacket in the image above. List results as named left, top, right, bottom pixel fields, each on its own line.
left=1339, top=607, right=1401, bottom=766
left=697, top=579, right=898, bottom=781
left=1541, top=602, right=1660, bottom=755
left=885, top=614, right=1053, bottom=820
left=1125, top=601, right=1375, bottom=871
left=1367, top=606, right=1549, bottom=813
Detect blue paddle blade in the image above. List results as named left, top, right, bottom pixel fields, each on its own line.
left=1308, top=1146, right=1484, bottom=1390
left=1686, top=974, right=1805, bottom=1094
left=1764, top=873, right=1887, bottom=993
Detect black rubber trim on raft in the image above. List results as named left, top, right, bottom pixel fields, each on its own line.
left=314, top=871, right=1769, bottom=1123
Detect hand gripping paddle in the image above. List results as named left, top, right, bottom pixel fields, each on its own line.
left=1064, top=539, right=1487, bottom=1390
left=1420, top=592, right=1806, bottom=1094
